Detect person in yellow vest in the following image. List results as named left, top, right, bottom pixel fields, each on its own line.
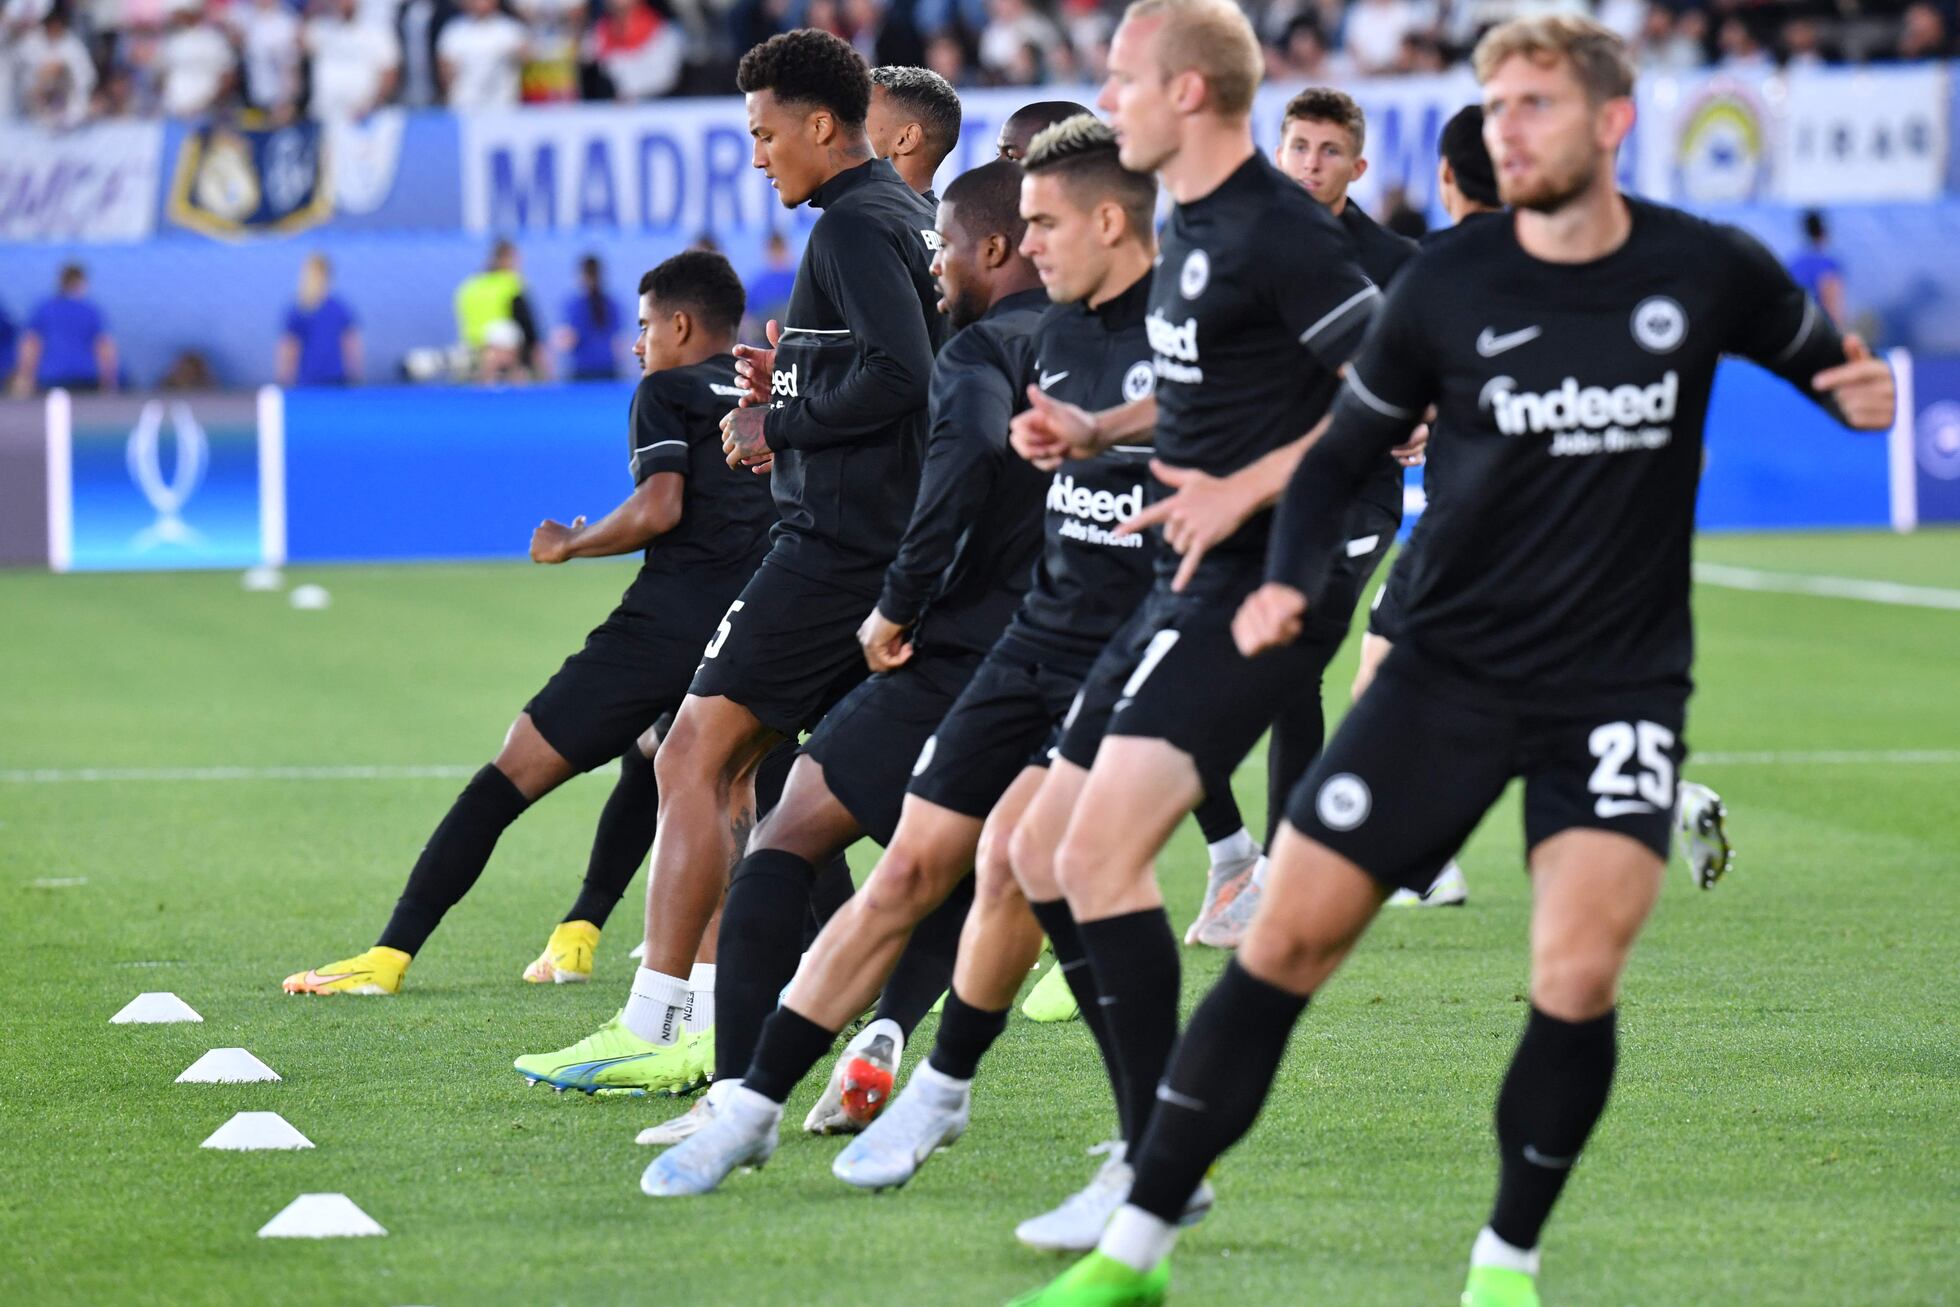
left=455, top=239, right=547, bottom=380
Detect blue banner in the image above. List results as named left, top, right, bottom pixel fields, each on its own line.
left=63, top=392, right=264, bottom=571
left=1909, top=355, right=1960, bottom=524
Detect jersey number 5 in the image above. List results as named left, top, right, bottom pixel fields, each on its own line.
left=704, top=600, right=744, bottom=660
left=1587, top=720, right=1676, bottom=813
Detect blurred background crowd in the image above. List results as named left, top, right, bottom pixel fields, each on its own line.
left=3, top=0, right=1954, bottom=126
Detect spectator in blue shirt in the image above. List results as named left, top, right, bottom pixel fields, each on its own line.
left=553, top=254, right=623, bottom=381
left=10, top=264, right=116, bottom=396
left=278, top=254, right=361, bottom=387
left=1788, top=209, right=1847, bottom=328
left=743, top=230, right=798, bottom=338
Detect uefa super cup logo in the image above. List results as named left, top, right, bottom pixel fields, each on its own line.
left=126, top=400, right=210, bottom=548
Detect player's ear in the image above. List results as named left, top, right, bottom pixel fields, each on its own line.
left=899, top=121, right=922, bottom=158
left=1096, top=199, right=1123, bottom=247
left=986, top=231, right=1013, bottom=269
left=1351, top=156, right=1369, bottom=183
left=1598, top=96, right=1636, bottom=152
left=808, top=107, right=834, bottom=147
left=1170, top=68, right=1207, bottom=116
left=671, top=310, right=692, bottom=346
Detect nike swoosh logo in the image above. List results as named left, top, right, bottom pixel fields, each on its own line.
left=1156, top=1084, right=1206, bottom=1111
left=1593, top=797, right=1656, bottom=819
left=1477, top=325, right=1542, bottom=357
left=1522, top=1144, right=1575, bottom=1169
left=1039, top=370, right=1070, bottom=390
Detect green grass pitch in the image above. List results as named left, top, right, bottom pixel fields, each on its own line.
left=2, top=530, right=1956, bottom=1306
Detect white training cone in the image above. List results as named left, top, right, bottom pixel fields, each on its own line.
left=288, top=584, right=331, bottom=610
left=202, top=1111, right=313, bottom=1151
left=628, top=941, right=646, bottom=961
left=177, top=1048, right=281, bottom=1083
left=257, top=1194, right=385, bottom=1239
left=111, top=992, right=202, bottom=1024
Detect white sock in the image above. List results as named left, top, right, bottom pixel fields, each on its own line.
left=622, top=966, right=690, bottom=1045
left=728, top=1083, right=785, bottom=1124
left=912, top=1058, right=970, bottom=1098
left=1470, top=1226, right=1540, bottom=1276
left=1206, top=828, right=1259, bottom=869
left=1100, top=1203, right=1177, bottom=1273
left=1249, top=854, right=1270, bottom=889
left=685, top=962, right=716, bottom=1034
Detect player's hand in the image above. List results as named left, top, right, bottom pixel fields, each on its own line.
left=1391, top=421, right=1429, bottom=468
left=732, top=319, right=781, bottom=407
left=1114, top=459, right=1255, bottom=593
left=857, top=607, right=914, bottom=672
left=1233, top=582, right=1308, bottom=657
left=1813, top=334, right=1896, bottom=431
left=721, top=405, right=773, bottom=469
left=530, top=516, right=583, bottom=564
left=1010, top=386, right=1098, bottom=471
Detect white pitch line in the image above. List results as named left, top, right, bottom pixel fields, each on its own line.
left=1694, top=563, right=1960, bottom=611
left=1693, top=749, right=1960, bottom=766
left=0, top=764, right=477, bottom=784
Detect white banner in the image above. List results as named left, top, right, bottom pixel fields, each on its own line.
left=1635, top=63, right=1949, bottom=206
left=0, top=121, right=164, bottom=242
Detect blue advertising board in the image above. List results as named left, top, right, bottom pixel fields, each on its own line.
left=1908, top=354, right=1960, bottom=524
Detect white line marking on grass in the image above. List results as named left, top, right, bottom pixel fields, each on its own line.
left=1694, top=563, right=1960, bottom=611
left=0, top=764, right=477, bottom=784
left=1695, top=749, right=1960, bottom=766
left=28, top=876, right=88, bottom=887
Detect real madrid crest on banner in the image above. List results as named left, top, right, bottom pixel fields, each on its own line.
left=168, top=120, right=335, bottom=238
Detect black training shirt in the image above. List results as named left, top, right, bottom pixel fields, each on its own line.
left=879, top=287, right=1051, bottom=656
left=761, top=157, right=947, bottom=591
left=1147, top=153, right=1379, bottom=581
left=1008, top=269, right=1160, bottom=658
left=621, top=355, right=777, bottom=612
left=1269, top=199, right=1851, bottom=697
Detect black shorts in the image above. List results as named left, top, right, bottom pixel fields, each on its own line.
left=524, top=587, right=734, bottom=772
left=687, top=554, right=879, bottom=738
left=1058, top=527, right=1387, bottom=799
left=1311, top=501, right=1399, bottom=644
left=1284, top=645, right=1690, bottom=892
left=801, top=649, right=986, bottom=846
left=907, top=634, right=1095, bottom=819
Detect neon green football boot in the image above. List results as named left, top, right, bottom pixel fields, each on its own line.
left=1006, top=1252, right=1169, bottom=1306
left=1461, top=1266, right=1540, bottom=1307
left=513, top=1012, right=700, bottom=1096
left=1021, top=959, right=1081, bottom=1023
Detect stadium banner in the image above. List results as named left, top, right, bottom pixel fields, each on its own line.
left=56, top=391, right=265, bottom=571
left=0, top=120, right=164, bottom=243
left=1635, top=63, right=1950, bottom=207
left=0, top=399, right=50, bottom=567
left=1907, top=353, right=1960, bottom=524
left=282, top=383, right=630, bottom=562
left=154, top=110, right=463, bottom=240
left=1697, top=357, right=1890, bottom=530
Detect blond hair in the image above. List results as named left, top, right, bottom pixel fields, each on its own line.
left=1122, top=0, right=1262, bottom=118
left=1473, top=15, right=1635, bottom=104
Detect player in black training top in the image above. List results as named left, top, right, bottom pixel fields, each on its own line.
left=995, top=0, right=1383, bottom=1251
left=1018, top=18, right=1897, bottom=1307
left=516, top=30, right=946, bottom=1097
left=639, top=159, right=1057, bottom=1197
left=283, top=251, right=773, bottom=1001
left=865, top=64, right=962, bottom=200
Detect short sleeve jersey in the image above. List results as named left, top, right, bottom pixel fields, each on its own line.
left=1147, top=154, right=1379, bottom=579
left=1328, top=199, right=1844, bottom=696
left=621, top=356, right=776, bottom=613
left=1008, top=270, right=1161, bottom=657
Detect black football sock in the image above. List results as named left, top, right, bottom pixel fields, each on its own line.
left=744, top=1006, right=839, bottom=1104
left=927, top=987, right=1010, bottom=1081
left=1127, top=959, right=1310, bottom=1222
left=564, top=747, right=657, bottom=928
left=1079, top=906, right=1182, bottom=1145
left=713, top=849, right=818, bottom=1083
left=1028, top=896, right=1128, bottom=1139
left=874, top=873, right=973, bottom=1036
left=377, top=764, right=530, bottom=955
left=1488, top=1006, right=1618, bottom=1251
left=1192, top=790, right=1245, bottom=846
left=802, top=853, right=856, bottom=947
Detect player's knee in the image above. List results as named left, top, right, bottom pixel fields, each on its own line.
left=1051, top=830, right=1114, bottom=903
left=1239, top=916, right=1336, bottom=993
left=1529, top=952, right=1621, bottom=1021
left=860, top=846, right=941, bottom=921
left=974, top=827, right=1018, bottom=901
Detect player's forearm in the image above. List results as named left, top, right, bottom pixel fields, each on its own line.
left=1090, top=394, right=1156, bottom=448
left=1266, top=401, right=1407, bottom=597
left=877, top=443, right=994, bottom=625
left=564, top=495, right=680, bottom=559
left=1233, top=412, right=1333, bottom=516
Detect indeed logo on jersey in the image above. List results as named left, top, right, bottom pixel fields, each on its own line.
left=1048, top=474, right=1147, bottom=549
left=1486, top=371, right=1679, bottom=457
left=1145, top=310, right=1203, bottom=384
left=771, top=364, right=798, bottom=398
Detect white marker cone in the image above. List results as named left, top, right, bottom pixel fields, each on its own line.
left=628, top=941, right=646, bottom=961
left=176, top=1048, right=281, bottom=1083
left=257, top=1194, right=386, bottom=1238
left=111, top=992, right=202, bottom=1024
left=202, top=1111, right=313, bottom=1151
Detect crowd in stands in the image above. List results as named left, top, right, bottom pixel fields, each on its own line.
left=2, top=0, right=1953, bottom=125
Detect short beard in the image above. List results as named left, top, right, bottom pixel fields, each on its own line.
left=1503, top=155, right=1598, bottom=214
left=947, top=286, right=988, bottom=331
